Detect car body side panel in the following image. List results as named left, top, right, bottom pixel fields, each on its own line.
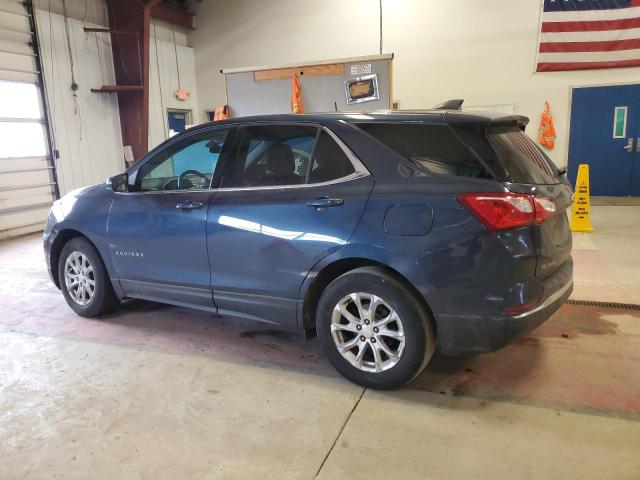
left=106, top=190, right=217, bottom=309
left=297, top=176, right=542, bottom=345
left=207, top=175, right=375, bottom=328
left=43, top=184, right=118, bottom=290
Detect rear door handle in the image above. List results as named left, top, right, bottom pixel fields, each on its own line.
left=306, top=197, right=344, bottom=209
left=176, top=200, right=204, bottom=210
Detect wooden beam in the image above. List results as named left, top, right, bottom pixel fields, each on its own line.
left=83, top=27, right=137, bottom=35
left=91, top=85, right=144, bottom=93
left=151, top=3, right=194, bottom=30
left=253, top=63, right=345, bottom=82
left=106, top=0, right=148, bottom=161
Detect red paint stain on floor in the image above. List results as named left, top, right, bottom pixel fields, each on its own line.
left=414, top=304, right=640, bottom=416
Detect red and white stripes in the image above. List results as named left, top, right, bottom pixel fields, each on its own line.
left=537, top=0, right=640, bottom=71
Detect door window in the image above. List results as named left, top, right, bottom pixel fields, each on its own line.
left=223, top=125, right=358, bottom=188
left=309, top=131, right=355, bottom=183
left=135, top=128, right=230, bottom=191
left=613, top=106, right=627, bottom=139
left=223, top=125, right=318, bottom=188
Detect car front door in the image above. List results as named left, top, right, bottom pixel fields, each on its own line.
left=207, top=124, right=374, bottom=327
left=107, top=126, right=233, bottom=310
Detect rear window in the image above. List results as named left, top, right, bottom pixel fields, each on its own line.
left=357, top=123, right=492, bottom=179
left=455, top=125, right=559, bottom=185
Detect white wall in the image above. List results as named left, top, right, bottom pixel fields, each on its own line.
left=36, top=9, right=124, bottom=195
left=190, top=0, right=640, bottom=169
left=149, top=19, right=200, bottom=149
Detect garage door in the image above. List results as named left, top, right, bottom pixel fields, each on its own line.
left=0, top=0, right=56, bottom=241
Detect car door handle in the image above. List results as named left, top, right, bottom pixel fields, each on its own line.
left=306, top=197, right=344, bottom=209
left=176, top=200, right=204, bottom=210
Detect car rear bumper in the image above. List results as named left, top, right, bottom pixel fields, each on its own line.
left=436, top=260, right=573, bottom=355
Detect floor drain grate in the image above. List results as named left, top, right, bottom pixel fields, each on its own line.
left=567, top=299, right=640, bottom=311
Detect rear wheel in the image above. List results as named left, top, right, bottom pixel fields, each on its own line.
left=58, top=237, right=118, bottom=317
left=316, top=267, right=435, bottom=389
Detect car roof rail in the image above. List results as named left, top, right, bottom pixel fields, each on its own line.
left=434, top=99, right=464, bottom=110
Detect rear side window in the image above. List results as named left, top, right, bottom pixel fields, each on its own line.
left=486, top=126, right=559, bottom=184
left=224, top=125, right=317, bottom=187
left=309, top=131, right=355, bottom=183
left=454, top=125, right=559, bottom=185
left=357, top=123, right=492, bottom=179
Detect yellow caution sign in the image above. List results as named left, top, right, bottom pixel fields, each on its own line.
left=570, top=163, right=593, bottom=233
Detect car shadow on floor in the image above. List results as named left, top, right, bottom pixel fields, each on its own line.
left=100, top=299, right=550, bottom=404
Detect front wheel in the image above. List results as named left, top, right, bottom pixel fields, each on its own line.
left=58, top=237, right=118, bottom=318
left=316, top=267, right=435, bottom=389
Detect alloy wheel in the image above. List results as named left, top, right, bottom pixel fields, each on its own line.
left=64, top=251, right=95, bottom=306
left=330, top=292, right=406, bottom=373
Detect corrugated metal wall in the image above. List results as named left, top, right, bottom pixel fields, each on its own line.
left=0, top=0, right=56, bottom=240
left=35, top=8, right=124, bottom=197
left=148, top=19, right=199, bottom=150
left=0, top=1, right=199, bottom=241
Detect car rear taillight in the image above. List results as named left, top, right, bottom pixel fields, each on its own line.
left=533, top=196, right=557, bottom=223
left=458, top=193, right=557, bottom=231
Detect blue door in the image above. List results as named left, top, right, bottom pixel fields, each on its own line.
left=568, top=84, right=640, bottom=196
left=167, top=110, right=188, bottom=133
left=207, top=124, right=374, bottom=328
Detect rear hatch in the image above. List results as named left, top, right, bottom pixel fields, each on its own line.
left=454, top=121, right=573, bottom=278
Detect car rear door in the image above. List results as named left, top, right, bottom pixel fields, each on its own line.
left=206, top=124, right=373, bottom=328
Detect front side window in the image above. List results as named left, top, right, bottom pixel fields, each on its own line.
left=135, top=128, right=229, bottom=191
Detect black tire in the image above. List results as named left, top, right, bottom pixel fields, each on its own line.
left=58, top=236, right=119, bottom=318
left=316, top=267, right=435, bottom=389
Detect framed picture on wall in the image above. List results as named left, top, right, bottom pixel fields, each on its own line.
left=345, top=74, right=379, bottom=104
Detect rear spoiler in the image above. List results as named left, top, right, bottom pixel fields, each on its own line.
left=434, top=99, right=464, bottom=110
left=489, top=115, right=530, bottom=131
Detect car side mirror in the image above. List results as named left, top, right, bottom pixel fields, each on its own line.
left=109, top=173, right=129, bottom=192
left=557, top=167, right=567, bottom=177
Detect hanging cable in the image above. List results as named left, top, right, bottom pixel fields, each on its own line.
left=152, top=19, right=168, bottom=140
left=62, top=0, right=83, bottom=140
left=62, top=0, right=78, bottom=92
left=379, top=0, right=383, bottom=54
left=171, top=24, right=181, bottom=91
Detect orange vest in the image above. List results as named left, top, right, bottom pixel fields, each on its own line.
left=291, top=74, right=303, bottom=114
left=213, top=105, right=230, bottom=121
left=538, top=101, right=556, bottom=150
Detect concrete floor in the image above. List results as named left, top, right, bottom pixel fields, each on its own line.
left=1, top=206, right=639, bottom=480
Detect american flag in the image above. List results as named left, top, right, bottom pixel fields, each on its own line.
left=537, top=0, right=640, bottom=72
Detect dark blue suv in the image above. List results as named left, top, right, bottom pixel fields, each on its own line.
left=44, top=108, right=573, bottom=389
